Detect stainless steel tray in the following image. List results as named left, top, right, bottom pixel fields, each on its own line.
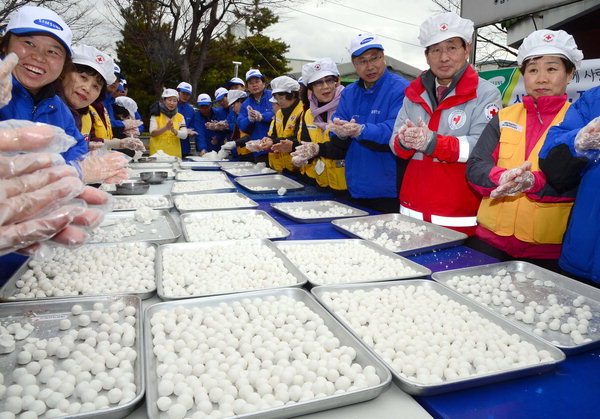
left=144, top=287, right=392, bottom=418
left=129, top=169, right=176, bottom=180
left=332, top=213, right=467, bottom=256
left=0, top=294, right=144, bottom=418
left=178, top=161, right=220, bottom=170
left=89, top=210, right=181, bottom=245
left=173, top=192, right=259, bottom=213
left=273, top=239, right=431, bottom=286
left=312, top=279, right=565, bottom=396
left=432, top=261, right=600, bottom=354
left=156, top=240, right=307, bottom=300
left=185, top=156, right=227, bottom=162
left=112, top=194, right=174, bottom=211
left=170, top=179, right=236, bottom=195
left=174, top=171, right=228, bottom=182
left=271, top=200, right=369, bottom=223
left=1, top=242, right=157, bottom=301
left=218, top=161, right=255, bottom=168
left=129, top=162, right=174, bottom=170
left=180, top=210, right=290, bottom=241
left=222, top=166, right=277, bottom=177
left=234, top=174, right=304, bottom=193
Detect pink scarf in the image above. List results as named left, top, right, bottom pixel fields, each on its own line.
left=309, top=85, right=344, bottom=130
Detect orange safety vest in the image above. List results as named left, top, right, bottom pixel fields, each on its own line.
left=149, top=113, right=185, bottom=158
left=299, top=109, right=347, bottom=190
left=477, top=102, right=574, bottom=244
left=267, top=101, right=303, bottom=172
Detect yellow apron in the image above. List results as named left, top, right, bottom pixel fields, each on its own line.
left=149, top=113, right=185, bottom=158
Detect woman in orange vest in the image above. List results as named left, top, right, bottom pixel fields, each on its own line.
left=466, top=30, right=583, bottom=269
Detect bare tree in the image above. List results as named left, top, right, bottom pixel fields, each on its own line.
left=431, top=0, right=517, bottom=67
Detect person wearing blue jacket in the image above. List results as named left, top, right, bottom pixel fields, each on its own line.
left=192, top=93, right=226, bottom=154
left=237, top=68, right=273, bottom=162
left=323, top=34, right=409, bottom=213
left=539, top=85, right=600, bottom=285
left=0, top=6, right=88, bottom=163
left=177, top=82, right=197, bottom=156
left=103, top=65, right=144, bottom=137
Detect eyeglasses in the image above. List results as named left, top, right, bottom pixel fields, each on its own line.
left=310, top=77, right=337, bottom=88
left=354, top=54, right=384, bottom=68
left=427, top=45, right=464, bottom=58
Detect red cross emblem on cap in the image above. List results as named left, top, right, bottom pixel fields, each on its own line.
left=440, top=23, right=448, bottom=31
left=96, top=55, right=104, bottom=63
left=544, top=34, right=555, bottom=42
left=314, top=64, right=321, bottom=70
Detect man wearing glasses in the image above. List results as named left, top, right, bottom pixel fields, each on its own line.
left=324, top=33, right=409, bottom=213
left=389, top=12, right=502, bottom=235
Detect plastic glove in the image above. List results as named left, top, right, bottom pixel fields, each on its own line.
left=247, top=106, right=256, bottom=122
left=574, top=116, right=600, bottom=154
left=272, top=139, right=293, bottom=153
left=79, top=151, right=129, bottom=184
left=221, top=141, right=236, bottom=151
left=122, top=137, right=145, bottom=151
left=0, top=120, right=76, bottom=154
left=291, top=142, right=320, bottom=167
left=258, top=137, right=273, bottom=151
left=123, top=119, right=143, bottom=130
left=402, top=117, right=434, bottom=152
left=205, top=121, right=217, bottom=130
left=326, top=118, right=350, bottom=138
left=0, top=53, right=18, bottom=108
left=245, top=140, right=262, bottom=152
left=88, top=141, right=104, bottom=151
left=217, top=120, right=229, bottom=130
left=490, top=162, right=535, bottom=198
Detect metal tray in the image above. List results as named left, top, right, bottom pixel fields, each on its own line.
left=144, top=287, right=392, bottom=418
left=170, top=179, right=237, bottom=195
left=332, top=213, right=467, bottom=256
left=156, top=240, right=307, bottom=300
left=432, top=261, right=600, bottom=354
left=222, top=166, right=277, bottom=177
left=271, top=200, right=369, bottom=223
left=273, top=239, right=431, bottom=286
left=234, top=174, right=304, bottom=193
left=0, top=294, right=144, bottom=418
left=174, top=171, right=229, bottom=182
left=180, top=210, right=290, bottom=241
left=312, top=279, right=565, bottom=396
left=129, top=162, right=174, bottom=170
left=178, top=161, right=221, bottom=170
left=185, top=156, right=227, bottom=162
left=173, top=192, right=259, bottom=213
left=138, top=155, right=178, bottom=163
left=112, top=194, right=174, bottom=212
left=1, top=242, right=157, bottom=301
left=217, top=161, right=255, bottom=168
left=89, top=210, right=181, bottom=245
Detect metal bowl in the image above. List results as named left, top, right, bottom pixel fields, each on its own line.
left=114, top=181, right=150, bottom=195
left=137, top=157, right=157, bottom=163
left=139, top=171, right=168, bottom=184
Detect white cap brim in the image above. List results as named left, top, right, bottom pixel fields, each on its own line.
left=519, top=47, right=571, bottom=65
left=306, top=70, right=338, bottom=85
left=424, top=31, right=470, bottom=47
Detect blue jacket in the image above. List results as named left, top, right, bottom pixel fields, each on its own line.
left=214, top=106, right=232, bottom=141
left=237, top=90, right=273, bottom=157
left=192, top=108, right=226, bottom=152
left=0, top=77, right=88, bottom=162
left=103, top=93, right=144, bottom=135
left=178, top=101, right=195, bottom=155
left=540, top=86, right=600, bottom=282
left=332, top=70, right=409, bottom=198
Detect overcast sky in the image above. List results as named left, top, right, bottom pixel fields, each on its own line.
left=264, top=0, right=445, bottom=70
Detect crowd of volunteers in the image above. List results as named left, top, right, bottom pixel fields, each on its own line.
left=1, top=6, right=599, bottom=285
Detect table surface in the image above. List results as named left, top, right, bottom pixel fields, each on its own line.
left=1, top=172, right=598, bottom=419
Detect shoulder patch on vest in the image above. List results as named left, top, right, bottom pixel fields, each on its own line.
left=484, top=103, right=499, bottom=121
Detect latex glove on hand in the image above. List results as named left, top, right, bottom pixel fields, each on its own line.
left=575, top=115, right=600, bottom=153
left=291, top=142, right=319, bottom=167
left=121, top=137, right=145, bottom=151
left=490, top=162, right=535, bottom=198
left=245, top=140, right=262, bottom=153
left=221, top=141, right=236, bottom=151
left=0, top=53, right=18, bottom=108
left=271, top=139, right=293, bottom=153
left=402, top=117, right=434, bottom=152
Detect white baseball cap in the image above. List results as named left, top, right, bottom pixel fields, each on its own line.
left=246, top=68, right=264, bottom=81
left=225, top=77, right=245, bottom=88
left=197, top=93, right=212, bottom=106
left=115, top=96, right=138, bottom=118
left=215, top=87, right=228, bottom=101
left=418, top=12, right=474, bottom=48
left=517, top=30, right=583, bottom=69
left=269, top=76, right=300, bottom=103
left=161, top=88, right=179, bottom=98
left=350, top=33, right=384, bottom=57
left=6, top=6, right=73, bottom=55
left=71, top=45, right=116, bottom=85
left=302, top=57, right=339, bottom=85
left=227, top=89, right=248, bottom=104
left=177, top=82, right=192, bottom=94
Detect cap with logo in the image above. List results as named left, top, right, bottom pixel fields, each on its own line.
left=71, top=44, right=116, bottom=85
left=215, top=87, right=228, bottom=102
left=302, top=57, right=340, bottom=85
left=418, top=12, right=474, bottom=48
left=177, top=82, right=192, bottom=94
left=225, top=77, right=245, bottom=88
left=350, top=33, right=383, bottom=57
left=161, top=88, right=179, bottom=98
left=269, top=76, right=300, bottom=103
left=246, top=69, right=264, bottom=81
left=6, top=6, right=73, bottom=55
left=517, top=29, right=583, bottom=69
left=227, top=89, right=248, bottom=105
left=197, top=93, right=212, bottom=106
